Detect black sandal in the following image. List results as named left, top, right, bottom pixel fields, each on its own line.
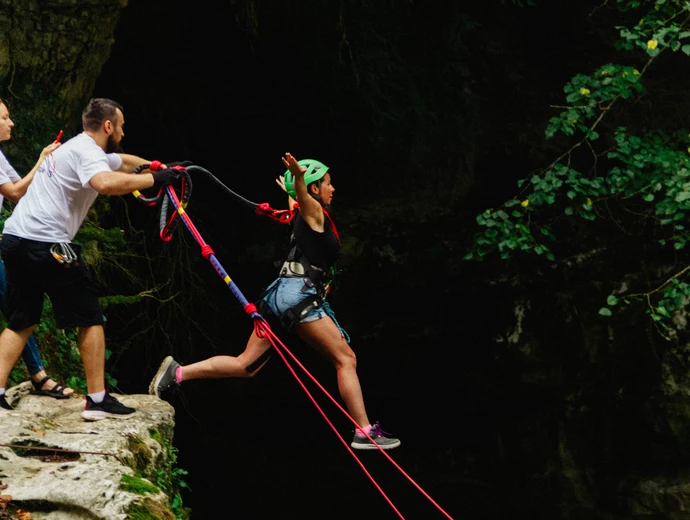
left=29, top=376, right=72, bottom=400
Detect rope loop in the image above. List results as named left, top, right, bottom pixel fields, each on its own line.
left=254, top=203, right=297, bottom=224
left=132, top=162, right=165, bottom=205
left=254, top=317, right=268, bottom=338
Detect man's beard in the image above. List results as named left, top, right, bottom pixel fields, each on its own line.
left=105, top=135, right=121, bottom=154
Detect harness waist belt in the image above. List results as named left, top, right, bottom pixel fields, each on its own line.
left=280, top=261, right=306, bottom=277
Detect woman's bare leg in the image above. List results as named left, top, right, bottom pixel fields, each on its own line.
left=180, top=331, right=271, bottom=381
left=296, top=317, right=370, bottom=429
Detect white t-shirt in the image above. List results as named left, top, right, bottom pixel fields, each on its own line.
left=0, top=149, right=22, bottom=212
left=4, top=132, right=122, bottom=242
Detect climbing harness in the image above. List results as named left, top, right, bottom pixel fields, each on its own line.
left=268, top=193, right=345, bottom=336
left=280, top=209, right=340, bottom=285
left=257, top=280, right=324, bottom=332
left=132, top=161, right=454, bottom=520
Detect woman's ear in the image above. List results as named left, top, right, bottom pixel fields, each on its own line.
left=309, top=183, right=319, bottom=196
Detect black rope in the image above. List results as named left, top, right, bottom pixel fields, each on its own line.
left=186, top=165, right=258, bottom=211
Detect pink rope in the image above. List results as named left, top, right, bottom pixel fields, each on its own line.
left=255, top=318, right=455, bottom=520
left=154, top=180, right=454, bottom=519
left=256, top=319, right=404, bottom=519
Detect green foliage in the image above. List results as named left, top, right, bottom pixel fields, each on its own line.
left=0, top=88, right=65, bottom=175
left=126, top=501, right=174, bottom=520
left=99, top=294, right=143, bottom=310
left=599, top=274, right=690, bottom=340
left=125, top=434, right=154, bottom=473
left=120, top=473, right=159, bottom=495
left=466, top=0, right=690, bottom=336
left=544, top=65, right=644, bottom=140
left=468, top=0, right=690, bottom=262
left=150, top=429, right=190, bottom=520
left=468, top=203, right=556, bottom=261
left=616, top=0, right=690, bottom=56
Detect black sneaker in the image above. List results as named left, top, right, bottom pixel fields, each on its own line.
left=81, top=392, right=136, bottom=421
left=351, top=421, right=401, bottom=450
left=0, top=393, right=12, bottom=410
left=148, top=356, right=180, bottom=398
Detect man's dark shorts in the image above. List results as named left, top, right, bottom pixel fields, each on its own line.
left=0, top=234, right=104, bottom=330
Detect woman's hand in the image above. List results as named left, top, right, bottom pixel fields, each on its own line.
left=39, top=141, right=61, bottom=160
left=276, top=174, right=287, bottom=193
left=281, top=152, right=306, bottom=179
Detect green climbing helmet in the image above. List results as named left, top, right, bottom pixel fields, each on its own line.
left=283, top=158, right=329, bottom=199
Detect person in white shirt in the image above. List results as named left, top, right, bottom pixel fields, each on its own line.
left=0, top=98, right=181, bottom=419
left=0, top=98, right=74, bottom=400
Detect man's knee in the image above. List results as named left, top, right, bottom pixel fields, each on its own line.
left=6, top=324, right=37, bottom=338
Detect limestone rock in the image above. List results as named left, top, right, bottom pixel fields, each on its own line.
left=0, top=382, right=176, bottom=519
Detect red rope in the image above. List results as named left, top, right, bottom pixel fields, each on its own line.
left=254, top=202, right=340, bottom=244
left=254, top=202, right=297, bottom=223
left=154, top=180, right=454, bottom=519
left=254, top=318, right=455, bottom=520
left=255, top=319, right=405, bottom=519
left=322, top=207, right=340, bottom=245
left=149, top=160, right=162, bottom=171
left=165, top=188, right=206, bottom=246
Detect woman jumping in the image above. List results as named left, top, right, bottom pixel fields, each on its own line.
left=149, top=152, right=400, bottom=450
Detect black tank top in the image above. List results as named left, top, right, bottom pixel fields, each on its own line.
left=292, top=212, right=339, bottom=272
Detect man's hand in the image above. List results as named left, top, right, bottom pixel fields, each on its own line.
left=152, top=168, right=182, bottom=189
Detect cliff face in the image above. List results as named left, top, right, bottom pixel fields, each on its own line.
left=442, top=260, right=690, bottom=518
left=0, top=382, right=178, bottom=520
left=0, top=2, right=180, bottom=518
left=0, top=0, right=127, bottom=169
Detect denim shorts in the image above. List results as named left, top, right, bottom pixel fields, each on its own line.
left=261, top=277, right=327, bottom=324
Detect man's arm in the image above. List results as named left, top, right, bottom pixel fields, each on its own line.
left=91, top=153, right=177, bottom=195
left=115, top=153, right=155, bottom=174
left=89, top=170, right=155, bottom=196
